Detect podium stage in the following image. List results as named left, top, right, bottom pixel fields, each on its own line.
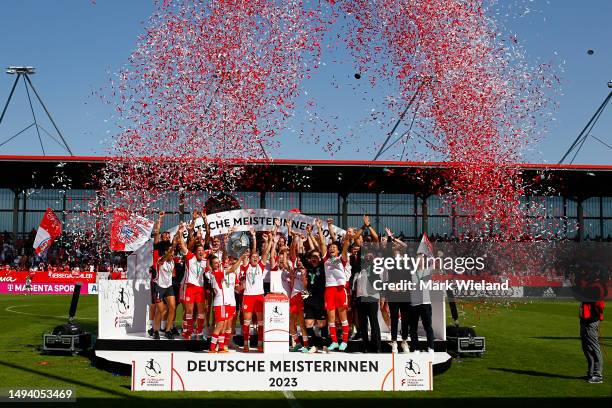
left=95, top=274, right=453, bottom=389
left=94, top=331, right=451, bottom=371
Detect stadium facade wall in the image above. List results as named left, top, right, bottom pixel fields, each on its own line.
left=2, top=188, right=612, bottom=241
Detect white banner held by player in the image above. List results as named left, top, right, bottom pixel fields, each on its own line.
left=196, top=209, right=345, bottom=238
left=132, top=352, right=433, bottom=391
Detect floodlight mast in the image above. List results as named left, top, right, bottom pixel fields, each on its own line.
left=0, top=66, right=74, bottom=156
left=6, top=66, right=36, bottom=75
left=558, top=84, right=612, bottom=164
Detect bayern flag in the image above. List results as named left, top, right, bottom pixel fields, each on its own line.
left=110, top=209, right=154, bottom=251
left=33, top=208, right=62, bottom=255
left=417, top=232, right=434, bottom=257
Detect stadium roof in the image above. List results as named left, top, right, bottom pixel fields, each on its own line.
left=2, top=155, right=611, bottom=198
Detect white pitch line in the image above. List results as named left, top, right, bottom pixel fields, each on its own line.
left=5, top=304, right=96, bottom=320
left=283, top=390, right=300, bottom=408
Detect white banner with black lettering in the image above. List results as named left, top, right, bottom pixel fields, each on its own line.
left=127, top=209, right=346, bottom=281
left=132, top=352, right=433, bottom=391
left=198, top=209, right=345, bottom=238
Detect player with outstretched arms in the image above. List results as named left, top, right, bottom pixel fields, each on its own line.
left=151, top=226, right=182, bottom=340
left=148, top=211, right=171, bottom=337
left=280, top=223, right=309, bottom=351
left=206, top=253, right=243, bottom=353
left=176, top=226, right=208, bottom=340
left=238, top=228, right=272, bottom=352
left=318, top=218, right=353, bottom=352
left=299, top=220, right=328, bottom=353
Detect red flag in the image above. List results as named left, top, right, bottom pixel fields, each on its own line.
left=110, top=209, right=154, bottom=251
left=417, top=232, right=433, bottom=257
left=33, top=208, right=62, bottom=255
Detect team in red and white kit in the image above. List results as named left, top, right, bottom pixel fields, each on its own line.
left=148, top=211, right=423, bottom=355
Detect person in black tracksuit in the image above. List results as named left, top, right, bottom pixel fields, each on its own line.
left=299, top=249, right=328, bottom=352
left=352, top=249, right=381, bottom=353
left=409, top=258, right=435, bottom=352
left=349, top=244, right=362, bottom=340
left=383, top=240, right=411, bottom=353
left=171, top=251, right=185, bottom=336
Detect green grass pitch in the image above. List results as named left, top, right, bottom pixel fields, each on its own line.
left=0, top=294, right=609, bottom=407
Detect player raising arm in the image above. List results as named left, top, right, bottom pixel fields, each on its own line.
left=320, top=221, right=354, bottom=352
left=305, top=224, right=320, bottom=252
left=282, top=231, right=310, bottom=352
left=298, top=219, right=329, bottom=353
left=152, top=226, right=181, bottom=340
left=206, top=253, right=244, bottom=353
left=354, top=214, right=379, bottom=243
left=239, top=229, right=272, bottom=352
left=176, top=229, right=208, bottom=340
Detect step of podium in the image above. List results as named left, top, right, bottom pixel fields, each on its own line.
left=346, top=338, right=447, bottom=353
left=95, top=333, right=445, bottom=354
left=96, top=337, right=208, bottom=352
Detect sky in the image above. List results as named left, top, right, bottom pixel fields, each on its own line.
left=0, top=0, right=610, bottom=164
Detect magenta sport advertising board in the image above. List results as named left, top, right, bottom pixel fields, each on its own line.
left=0, top=282, right=97, bottom=295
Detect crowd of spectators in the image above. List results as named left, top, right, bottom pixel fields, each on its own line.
left=0, top=227, right=609, bottom=278
left=0, top=230, right=125, bottom=272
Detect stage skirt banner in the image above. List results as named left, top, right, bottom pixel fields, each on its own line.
left=0, top=282, right=92, bottom=295
left=98, top=279, right=135, bottom=338
left=131, top=352, right=433, bottom=391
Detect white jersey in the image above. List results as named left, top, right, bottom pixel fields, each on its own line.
left=410, top=268, right=432, bottom=305
left=155, top=259, right=174, bottom=289
left=271, top=260, right=295, bottom=297
left=183, top=251, right=206, bottom=287
left=263, top=260, right=272, bottom=283
left=206, top=269, right=237, bottom=307
left=205, top=249, right=224, bottom=262
left=290, top=264, right=305, bottom=297
left=240, top=261, right=265, bottom=296
left=353, top=266, right=379, bottom=299
left=323, top=254, right=351, bottom=287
